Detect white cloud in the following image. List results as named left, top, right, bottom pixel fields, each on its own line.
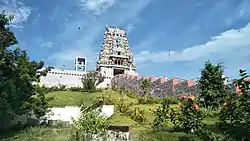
left=49, top=0, right=152, bottom=69
left=41, top=41, right=53, bottom=48
left=80, top=0, right=120, bottom=16
left=126, top=24, right=135, bottom=33
left=134, top=22, right=250, bottom=64
left=0, top=0, right=32, bottom=28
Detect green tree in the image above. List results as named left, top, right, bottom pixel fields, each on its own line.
left=81, top=71, right=104, bottom=93
left=198, top=60, right=227, bottom=108
left=141, top=79, right=150, bottom=103
left=0, top=11, right=50, bottom=132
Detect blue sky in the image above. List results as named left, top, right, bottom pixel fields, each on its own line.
left=1, top=0, right=250, bottom=80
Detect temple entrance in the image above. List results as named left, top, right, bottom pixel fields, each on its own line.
left=114, top=68, right=124, bottom=76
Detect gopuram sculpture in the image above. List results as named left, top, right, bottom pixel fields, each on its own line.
left=96, top=25, right=137, bottom=79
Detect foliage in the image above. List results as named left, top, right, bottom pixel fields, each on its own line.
left=170, top=96, right=205, bottom=133
left=81, top=71, right=104, bottom=93
left=124, top=90, right=137, bottom=98
left=68, top=86, right=83, bottom=92
left=198, top=60, right=227, bottom=109
left=126, top=107, right=147, bottom=123
left=219, top=69, right=250, bottom=140
left=95, top=94, right=116, bottom=105
left=0, top=11, right=50, bottom=132
left=116, top=98, right=131, bottom=113
left=134, top=130, right=202, bottom=141
left=162, top=97, right=180, bottom=104
left=152, top=95, right=221, bottom=140
left=72, top=103, right=109, bottom=141
left=199, top=107, right=219, bottom=118
left=58, top=84, right=67, bottom=91
left=115, top=98, right=146, bottom=123
left=24, top=85, right=54, bottom=120
left=152, top=99, right=173, bottom=127
left=137, top=96, right=180, bottom=105
left=141, top=79, right=150, bottom=103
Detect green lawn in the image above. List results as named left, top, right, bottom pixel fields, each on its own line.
left=46, top=89, right=137, bottom=107
left=0, top=126, right=72, bottom=141
left=46, top=91, right=101, bottom=107
left=1, top=90, right=220, bottom=141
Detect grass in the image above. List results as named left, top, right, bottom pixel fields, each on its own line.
left=46, top=91, right=101, bottom=107
left=0, top=126, right=72, bottom=141
left=46, top=89, right=137, bottom=107
left=1, top=90, right=222, bottom=141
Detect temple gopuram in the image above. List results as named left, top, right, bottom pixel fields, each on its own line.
left=96, top=25, right=138, bottom=87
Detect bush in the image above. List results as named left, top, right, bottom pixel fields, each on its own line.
left=71, top=104, right=109, bottom=141
left=170, top=96, right=205, bottom=133
left=152, top=100, right=173, bottom=127
left=68, top=87, right=83, bottom=92
left=199, top=107, right=219, bottom=118
left=81, top=71, right=104, bottom=93
left=116, top=98, right=131, bottom=113
left=133, top=130, right=202, bottom=141
left=126, top=91, right=137, bottom=98
left=163, top=97, right=180, bottom=104
left=153, top=95, right=220, bottom=140
left=126, top=107, right=147, bottom=123
left=137, top=96, right=163, bottom=104
left=95, top=94, right=116, bottom=105
left=218, top=69, right=250, bottom=140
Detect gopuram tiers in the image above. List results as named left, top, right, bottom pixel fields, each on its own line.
left=97, top=25, right=138, bottom=81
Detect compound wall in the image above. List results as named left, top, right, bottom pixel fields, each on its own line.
left=111, top=74, right=199, bottom=98
left=111, top=74, right=238, bottom=98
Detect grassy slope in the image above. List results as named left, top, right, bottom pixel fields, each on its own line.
left=2, top=90, right=218, bottom=141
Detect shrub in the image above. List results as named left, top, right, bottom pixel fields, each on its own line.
left=126, top=91, right=137, bottom=98
left=153, top=95, right=220, bottom=140
left=58, top=84, right=67, bottom=91
left=68, top=87, right=83, bottom=92
left=170, top=96, right=205, bottom=133
left=163, top=97, right=180, bottom=104
left=170, top=96, right=221, bottom=140
left=95, top=94, right=116, bottom=105
left=199, top=107, right=219, bottom=118
left=137, top=96, right=163, bottom=104
left=219, top=69, right=250, bottom=140
left=116, top=98, right=131, bottom=113
left=126, top=107, right=147, bottom=123
left=72, top=104, right=109, bottom=141
left=152, top=100, right=173, bottom=127
left=81, top=71, right=104, bottom=93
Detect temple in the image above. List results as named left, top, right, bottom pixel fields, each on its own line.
left=96, top=25, right=138, bottom=87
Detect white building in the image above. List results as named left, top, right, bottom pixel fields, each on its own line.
left=38, top=68, right=86, bottom=88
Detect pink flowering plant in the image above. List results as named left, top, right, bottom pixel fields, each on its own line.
left=169, top=95, right=206, bottom=133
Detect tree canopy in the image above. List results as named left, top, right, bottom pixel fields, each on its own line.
left=198, top=60, right=227, bottom=108
left=0, top=11, right=50, bottom=132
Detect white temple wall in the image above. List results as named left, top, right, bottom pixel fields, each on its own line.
left=39, top=69, right=85, bottom=88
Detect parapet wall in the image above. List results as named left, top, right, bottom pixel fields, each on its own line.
left=111, top=74, right=199, bottom=98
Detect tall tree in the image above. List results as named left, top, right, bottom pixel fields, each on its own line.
left=198, top=60, right=227, bottom=108
left=0, top=11, right=50, bottom=132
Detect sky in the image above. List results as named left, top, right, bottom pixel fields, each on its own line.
left=1, top=0, right=250, bottom=80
